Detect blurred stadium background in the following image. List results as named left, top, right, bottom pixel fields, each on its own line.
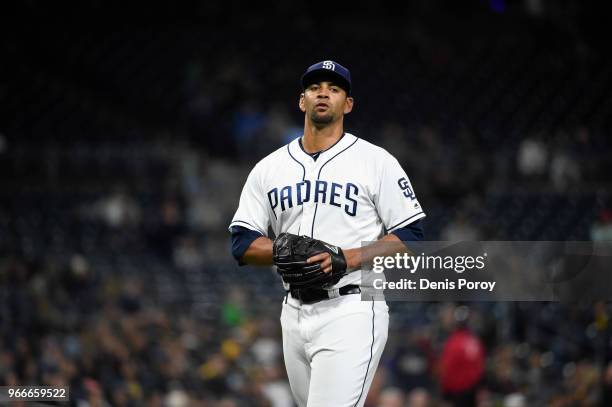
left=1, top=1, right=611, bottom=406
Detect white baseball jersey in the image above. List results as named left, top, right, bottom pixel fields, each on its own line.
left=230, top=131, right=424, bottom=407
left=229, top=132, right=425, bottom=287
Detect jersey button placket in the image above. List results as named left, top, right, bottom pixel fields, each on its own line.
left=300, top=163, right=317, bottom=233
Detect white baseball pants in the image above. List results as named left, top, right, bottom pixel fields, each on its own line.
left=280, top=293, right=389, bottom=407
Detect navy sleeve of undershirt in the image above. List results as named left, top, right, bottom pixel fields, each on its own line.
left=231, top=226, right=264, bottom=265
left=391, top=219, right=424, bottom=245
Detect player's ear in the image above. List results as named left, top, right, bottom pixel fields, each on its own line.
left=299, top=93, right=306, bottom=112
left=344, top=96, right=354, bottom=114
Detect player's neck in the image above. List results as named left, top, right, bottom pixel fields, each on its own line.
left=302, top=120, right=344, bottom=153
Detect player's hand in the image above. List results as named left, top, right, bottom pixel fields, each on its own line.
left=308, top=248, right=361, bottom=273
left=307, top=253, right=332, bottom=273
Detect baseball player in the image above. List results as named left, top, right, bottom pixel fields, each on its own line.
left=229, top=60, right=425, bottom=407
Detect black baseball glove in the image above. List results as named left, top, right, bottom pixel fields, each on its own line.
left=272, top=233, right=347, bottom=289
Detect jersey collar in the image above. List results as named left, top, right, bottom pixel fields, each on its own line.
left=291, top=132, right=356, bottom=163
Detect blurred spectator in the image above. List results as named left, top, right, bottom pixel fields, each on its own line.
left=549, top=148, right=581, bottom=192
left=406, top=388, right=433, bottom=407
left=251, top=320, right=282, bottom=367
left=164, top=385, right=190, bottom=407
left=264, top=104, right=297, bottom=148
left=438, top=307, right=485, bottom=407
left=517, top=135, right=548, bottom=179
left=503, top=393, right=526, bottom=407
left=221, top=287, right=248, bottom=327
left=440, top=212, right=482, bottom=242
left=379, top=123, right=411, bottom=166
left=95, top=185, right=141, bottom=229
left=173, top=234, right=205, bottom=270
left=388, top=326, right=435, bottom=393
left=377, top=386, right=406, bottom=407
left=232, top=102, right=267, bottom=158
left=487, top=344, right=522, bottom=395
left=148, top=196, right=186, bottom=260
left=257, top=364, right=294, bottom=407
left=562, top=360, right=599, bottom=406
left=78, top=378, right=111, bottom=407
left=590, top=210, right=612, bottom=241
left=602, top=361, right=612, bottom=405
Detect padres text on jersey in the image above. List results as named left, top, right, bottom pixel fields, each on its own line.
left=230, top=133, right=425, bottom=289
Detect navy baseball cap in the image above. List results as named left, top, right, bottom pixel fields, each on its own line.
left=301, top=60, right=352, bottom=95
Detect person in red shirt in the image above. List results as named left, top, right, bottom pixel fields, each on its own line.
left=438, top=307, right=485, bottom=407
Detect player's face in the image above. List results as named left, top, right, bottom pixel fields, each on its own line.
left=299, top=81, right=353, bottom=126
